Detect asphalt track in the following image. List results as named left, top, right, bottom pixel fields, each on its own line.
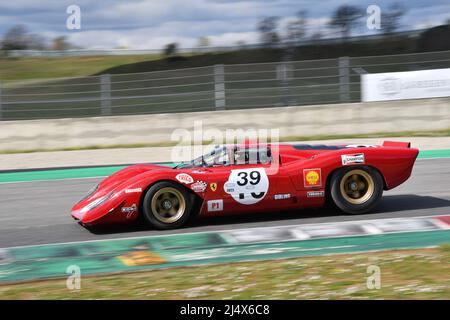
left=1, top=158, right=449, bottom=248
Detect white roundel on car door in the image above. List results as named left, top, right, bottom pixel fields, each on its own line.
left=224, top=167, right=269, bottom=205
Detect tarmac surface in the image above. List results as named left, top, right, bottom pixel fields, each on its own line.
left=1, top=158, right=449, bottom=248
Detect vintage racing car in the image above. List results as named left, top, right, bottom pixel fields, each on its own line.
left=71, top=141, right=418, bottom=229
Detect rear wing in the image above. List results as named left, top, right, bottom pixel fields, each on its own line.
left=382, top=141, right=411, bottom=148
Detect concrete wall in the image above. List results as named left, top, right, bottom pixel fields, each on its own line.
left=1, top=97, right=449, bottom=152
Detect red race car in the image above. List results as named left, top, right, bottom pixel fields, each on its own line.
left=71, top=141, right=418, bottom=229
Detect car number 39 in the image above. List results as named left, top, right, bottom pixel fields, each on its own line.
left=237, top=171, right=261, bottom=186
left=224, top=168, right=269, bottom=205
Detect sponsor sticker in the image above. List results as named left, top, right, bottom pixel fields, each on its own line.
left=307, top=191, right=325, bottom=198
left=341, top=153, right=365, bottom=165
left=224, top=182, right=236, bottom=193
left=210, top=183, right=218, bottom=192
left=207, top=199, right=223, bottom=212
left=176, top=173, right=194, bottom=184
left=121, top=203, right=137, bottom=219
left=274, top=194, right=291, bottom=200
left=303, top=168, right=322, bottom=187
left=125, top=188, right=142, bottom=194
left=191, top=180, right=207, bottom=192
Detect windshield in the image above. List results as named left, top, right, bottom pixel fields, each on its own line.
left=174, top=145, right=230, bottom=169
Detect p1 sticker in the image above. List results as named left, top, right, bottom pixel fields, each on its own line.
left=225, top=168, right=269, bottom=205
left=176, top=173, right=194, bottom=184
left=207, top=199, right=223, bottom=212
left=341, top=153, right=365, bottom=165
left=303, top=168, right=322, bottom=187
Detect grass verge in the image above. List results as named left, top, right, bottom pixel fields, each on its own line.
left=1, top=246, right=449, bottom=299
left=0, top=55, right=163, bottom=81
left=1, top=129, right=449, bottom=155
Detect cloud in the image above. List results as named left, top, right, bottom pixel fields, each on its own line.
left=0, top=0, right=448, bottom=49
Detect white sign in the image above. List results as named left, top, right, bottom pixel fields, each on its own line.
left=361, top=68, right=450, bottom=102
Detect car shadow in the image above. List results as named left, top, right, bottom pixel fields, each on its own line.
left=87, top=194, right=450, bottom=235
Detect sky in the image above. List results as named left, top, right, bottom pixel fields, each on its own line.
left=0, top=0, right=449, bottom=50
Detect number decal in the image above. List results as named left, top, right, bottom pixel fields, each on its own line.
left=224, top=168, right=269, bottom=205
left=249, top=171, right=260, bottom=185
left=237, top=171, right=261, bottom=186
left=237, top=172, right=248, bottom=186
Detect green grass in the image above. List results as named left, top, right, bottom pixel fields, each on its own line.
left=1, top=246, right=448, bottom=299
left=0, top=55, right=163, bottom=81
left=1, top=129, right=449, bottom=155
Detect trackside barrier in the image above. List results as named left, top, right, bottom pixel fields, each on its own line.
left=1, top=50, right=449, bottom=121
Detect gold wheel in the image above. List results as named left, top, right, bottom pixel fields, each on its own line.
left=339, top=169, right=375, bottom=205
left=150, top=187, right=186, bottom=223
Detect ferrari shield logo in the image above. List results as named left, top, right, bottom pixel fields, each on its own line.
left=210, top=183, right=218, bottom=192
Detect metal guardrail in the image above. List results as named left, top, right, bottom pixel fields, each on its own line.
left=1, top=49, right=450, bottom=121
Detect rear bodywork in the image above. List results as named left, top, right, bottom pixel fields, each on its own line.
left=71, top=141, right=418, bottom=226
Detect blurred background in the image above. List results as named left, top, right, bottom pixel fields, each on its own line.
left=0, top=0, right=449, bottom=120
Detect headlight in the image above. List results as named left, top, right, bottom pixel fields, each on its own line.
left=80, top=191, right=114, bottom=213
left=79, top=183, right=99, bottom=202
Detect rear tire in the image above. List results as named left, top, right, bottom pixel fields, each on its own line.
left=142, top=181, right=193, bottom=229
left=330, top=166, right=383, bottom=215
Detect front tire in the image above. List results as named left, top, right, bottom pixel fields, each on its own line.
left=142, top=181, right=193, bottom=229
left=330, top=166, right=383, bottom=215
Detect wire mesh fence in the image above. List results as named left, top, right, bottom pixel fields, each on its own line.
left=1, top=50, right=449, bottom=121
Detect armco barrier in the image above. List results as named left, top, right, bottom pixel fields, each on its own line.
left=0, top=97, right=449, bottom=152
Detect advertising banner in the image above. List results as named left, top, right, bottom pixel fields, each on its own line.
left=361, top=68, right=450, bottom=102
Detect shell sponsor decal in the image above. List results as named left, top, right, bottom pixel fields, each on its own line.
left=117, top=250, right=166, bottom=266
left=175, top=173, right=194, bottom=184
left=225, top=168, right=269, bottom=205
left=303, top=168, right=322, bottom=187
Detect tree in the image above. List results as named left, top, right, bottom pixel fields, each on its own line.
left=163, top=42, right=178, bottom=57
left=257, top=16, right=280, bottom=45
left=286, top=10, right=308, bottom=44
left=27, top=34, right=47, bottom=50
left=53, top=36, right=72, bottom=50
left=1, top=25, right=29, bottom=50
left=328, top=5, right=363, bottom=38
left=381, top=3, right=406, bottom=34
